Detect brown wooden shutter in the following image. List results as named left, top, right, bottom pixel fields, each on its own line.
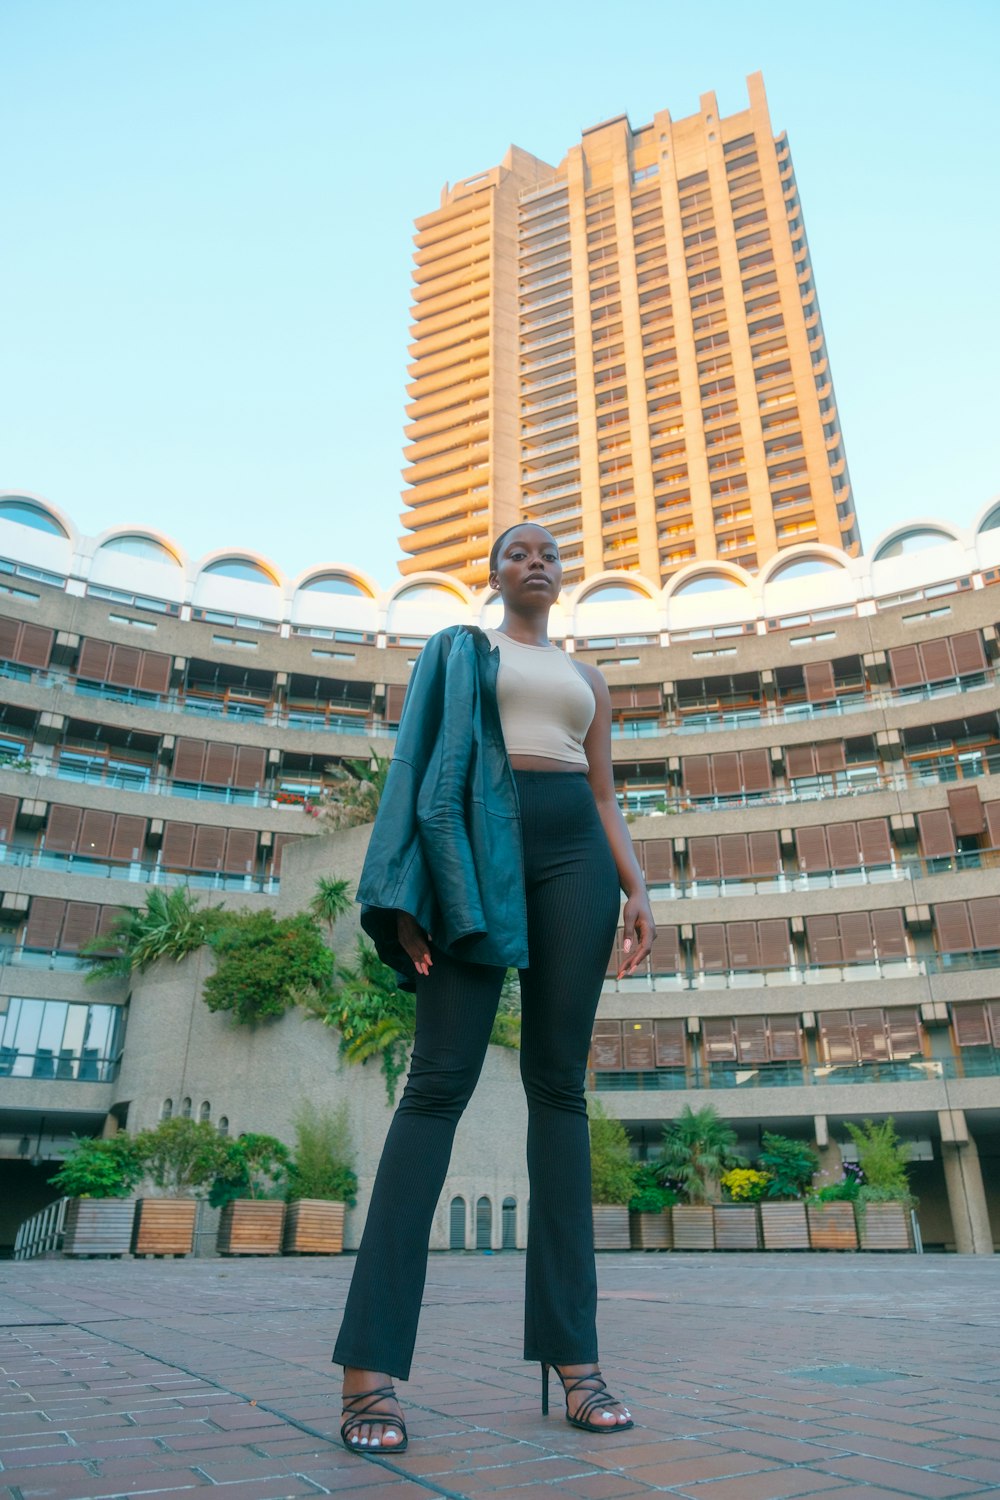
left=223, top=828, right=257, bottom=875
left=984, top=1002, right=1000, bottom=1046
left=719, top=834, right=750, bottom=879
left=695, top=923, right=727, bottom=972
left=888, top=644, right=923, bottom=688
left=233, top=746, right=266, bottom=789
left=192, top=825, right=227, bottom=871
left=110, top=815, right=147, bottom=863
left=202, top=743, right=236, bottom=787
left=768, top=1014, right=802, bottom=1061
left=985, top=801, right=1000, bottom=850
left=608, top=686, right=632, bottom=710
left=623, top=1020, right=656, bottom=1070
left=17, top=623, right=53, bottom=668
left=735, top=1015, right=769, bottom=1063
left=804, top=660, right=835, bottom=701
left=853, top=1008, right=889, bottom=1061
left=77, top=638, right=112, bottom=680
left=727, top=921, right=759, bottom=969
left=758, top=919, right=791, bottom=970
left=384, top=684, right=407, bottom=723
left=24, top=897, right=66, bottom=950
left=641, top=839, right=673, bottom=882
left=633, top=685, right=661, bottom=708
left=740, top=748, right=772, bottom=792
left=952, top=1004, right=991, bottom=1047
left=270, top=831, right=298, bottom=875
left=786, top=744, right=816, bottom=780
left=0, top=616, right=20, bottom=659
left=0, top=793, right=18, bottom=841
left=950, top=630, right=987, bottom=676
left=839, top=912, right=874, bottom=963
left=806, top=913, right=842, bottom=965
left=886, top=1008, right=921, bottom=1057
left=919, top=637, right=955, bottom=683
left=683, top=755, right=714, bottom=798
left=173, top=737, right=207, bottom=782
left=816, top=739, right=846, bottom=773
left=827, top=821, right=861, bottom=870
left=161, top=821, right=196, bottom=869
left=796, top=825, right=829, bottom=872
left=654, top=1018, right=686, bottom=1067
left=79, top=810, right=115, bottom=859
left=650, top=926, right=681, bottom=975
left=91, top=904, right=124, bottom=955
left=591, top=1020, right=623, bottom=1070
left=137, top=650, right=172, bottom=694
left=45, top=804, right=82, bottom=853
left=872, top=908, right=908, bottom=959
left=107, top=644, right=142, bottom=688
left=968, top=897, right=1000, bottom=951
left=712, top=751, right=742, bottom=796
left=702, top=1017, right=736, bottom=1061
left=819, top=1011, right=857, bottom=1064
left=61, top=902, right=100, bottom=951
left=918, top=809, right=957, bottom=858
left=748, top=830, right=781, bottom=875
left=858, top=817, right=892, bottom=866
left=947, top=784, right=984, bottom=836
left=688, top=836, right=720, bottom=881
left=935, top=901, right=973, bottom=952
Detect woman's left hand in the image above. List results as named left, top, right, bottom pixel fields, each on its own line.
left=617, top=891, right=656, bottom=978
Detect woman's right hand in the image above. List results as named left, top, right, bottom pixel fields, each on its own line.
left=397, top=911, right=433, bottom=976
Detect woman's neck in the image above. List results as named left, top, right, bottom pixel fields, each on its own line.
left=495, top=607, right=551, bottom=647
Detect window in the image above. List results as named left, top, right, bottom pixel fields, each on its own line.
left=0, top=498, right=68, bottom=536
left=632, top=163, right=659, bottom=183
left=203, top=557, right=277, bottom=583
left=874, top=527, right=956, bottom=560
left=99, top=535, right=179, bottom=565
left=299, top=572, right=372, bottom=597
left=0, top=998, right=125, bottom=1082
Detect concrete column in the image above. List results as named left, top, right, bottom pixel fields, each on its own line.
left=942, top=1137, right=993, bottom=1255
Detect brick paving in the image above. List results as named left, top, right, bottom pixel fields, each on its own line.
left=0, top=1253, right=998, bottom=1499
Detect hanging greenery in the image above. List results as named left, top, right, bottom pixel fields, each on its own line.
left=81, top=886, right=224, bottom=982
left=202, top=910, right=335, bottom=1024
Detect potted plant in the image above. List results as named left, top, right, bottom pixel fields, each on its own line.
left=628, top=1165, right=676, bottom=1249
left=49, top=1134, right=143, bottom=1257
left=213, top=1133, right=291, bottom=1254
left=589, top=1100, right=637, bottom=1249
left=132, top=1118, right=229, bottom=1256
left=716, top=1168, right=768, bottom=1249
left=807, top=1166, right=861, bottom=1250
left=757, top=1133, right=818, bottom=1250
left=845, top=1118, right=916, bottom=1251
left=284, top=1101, right=358, bottom=1254
left=659, top=1105, right=743, bottom=1250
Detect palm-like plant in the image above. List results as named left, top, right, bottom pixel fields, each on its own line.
left=658, top=1105, right=744, bottom=1204
left=308, top=876, right=353, bottom=940
left=321, top=936, right=416, bottom=1102
left=319, top=751, right=391, bottom=830
left=81, top=886, right=223, bottom=982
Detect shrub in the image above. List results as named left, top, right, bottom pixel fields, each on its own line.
left=203, top=910, right=335, bottom=1024
left=321, top=936, right=416, bottom=1102
left=82, top=887, right=223, bottom=982
left=628, top=1163, right=677, bottom=1213
left=209, top=1132, right=291, bottom=1207
left=134, top=1118, right=229, bottom=1196
left=756, top=1132, right=820, bottom=1201
left=721, top=1167, right=771, bottom=1203
left=589, top=1099, right=638, bottom=1206
left=286, top=1101, right=358, bottom=1207
left=658, top=1105, right=744, bottom=1204
left=844, top=1117, right=914, bottom=1204
left=49, top=1134, right=144, bottom=1199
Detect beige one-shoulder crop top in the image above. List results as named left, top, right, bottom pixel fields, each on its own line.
left=483, top=628, right=595, bottom=768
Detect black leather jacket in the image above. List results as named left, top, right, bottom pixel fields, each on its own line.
left=358, top=624, right=528, bottom=986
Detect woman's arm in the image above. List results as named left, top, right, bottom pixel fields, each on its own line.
left=579, top=663, right=657, bottom=978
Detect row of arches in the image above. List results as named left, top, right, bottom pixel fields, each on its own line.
left=160, top=1097, right=229, bottom=1134
left=449, top=1194, right=518, bottom=1250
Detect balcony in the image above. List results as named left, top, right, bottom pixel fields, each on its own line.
left=0, top=843, right=280, bottom=893
left=592, top=1050, right=1000, bottom=1094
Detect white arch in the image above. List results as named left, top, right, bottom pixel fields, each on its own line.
left=0, top=489, right=76, bottom=545
left=93, top=524, right=187, bottom=570
left=973, top=494, right=1000, bottom=534
left=758, top=542, right=851, bottom=586
left=870, top=519, right=962, bottom=563
left=664, top=561, right=754, bottom=601
left=385, top=570, right=475, bottom=607
left=572, top=569, right=660, bottom=605
left=291, top=564, right=380, bottom=600
left=194, top=548, right=286, bottom=588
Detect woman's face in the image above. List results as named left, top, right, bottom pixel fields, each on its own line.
left=490, top=525, right=562, bottom=605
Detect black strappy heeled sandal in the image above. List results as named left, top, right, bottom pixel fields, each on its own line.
left=340, top=1383, right=408, bottom=1453
left=540, top=1363, right=634, bottom=1433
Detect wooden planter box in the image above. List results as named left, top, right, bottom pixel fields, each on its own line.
left=714, top=1204, right=761, bottom=1250
left=283, top=1199, right=345, bottom=1254
left=672, top=1205, right=715, bottom=1250
left=592, top=1204, right=630, bottom=1249
left=760, top=1201, right=810, bottom=1250
left=133, top=1198, right=197, bottom=1256
left=629, top=1210, right=673, bottom=1250
left=217, top=1200, right=285, bottom=1255
left=856, top=1202, right=914, bottom=1251
left=63, top=1198, right=136, bottom=1257
left=807, top=1202, right=858, bottom=1251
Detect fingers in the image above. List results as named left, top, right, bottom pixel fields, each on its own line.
left=396, top=912, right=433, bottom=975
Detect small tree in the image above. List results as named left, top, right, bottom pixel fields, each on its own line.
left=286, top=1101, right=358, bottom=1207
left=203, top=909, right=334, bottom=1023
left=628, top=1163, right=677, bottom=1214
left=49, top=1134, right=144, bottom=1199
left=757, top=1132, right=820, bottom=1201
left=134, top=1118, right=229, bottom=1197
left=82, top=887, right=222, bottom=982
left=589, top=1099, right=638, bottom=1205
left=844, top=1117, right=914, bottom=1205
left=210, top=1133, right=291, bottom=1207
left=658, top=1105, right=744, bottom=1204
left=309, top=877, right=353, bottom=942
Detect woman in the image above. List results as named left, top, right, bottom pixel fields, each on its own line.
left=336, top=522, right=656, bottom=1452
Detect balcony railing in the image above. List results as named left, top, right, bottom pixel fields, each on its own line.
left=642, top=846, right=1000, bottom=901
left=0, top=1048, right=120, bottom=1083
left=0, top=845, right=279, bottom=893
left=604, top=947, right=1000, bottom=993
left=592, top=1050, right=1000, bottom=1093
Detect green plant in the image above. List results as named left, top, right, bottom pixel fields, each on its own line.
left=628, top=1163, right=677, bottom=1214
left=81, top=886, right=223, bottom=981
left=209, top=1132, right=291, bottom=1207
left=720, top=1167, right=770, bottom=1203
left=319, top=751, right=390, bottom=829
left=48, top=1134, right=144, bottom=1199
left=756, top=1132, right=820, bottom=1201
left=134, top=1117, right=229, bottom=1196
left=844, top=1117, right=914, bottom=1205
left=490, top=969, right=521, bottom=1049
left=286, top=1101, right=358, bottom=1207
left=203, top=909, right=335, bottom=1024
left=809, top=1170, right=861, bottom=1203
left=658, top=1105, right=744, bottom=1204
left=309, top=876, right=353, bottom=940
left=589, top=1099, right=638, bottom=1206
left=316, top=935, right=416, bottom=1102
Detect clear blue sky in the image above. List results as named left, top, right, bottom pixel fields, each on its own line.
left=2, top=0, right=998, bottom=586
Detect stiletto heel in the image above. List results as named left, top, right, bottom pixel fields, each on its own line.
left=541, top=1362, right=550, bottom=1416
left=340, top=1384, right=408, bottom=1454
left=548, top=1365, right=633, bottom=1434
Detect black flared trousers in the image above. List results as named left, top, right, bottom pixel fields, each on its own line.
left=333, top=770, right=620, bottom=1380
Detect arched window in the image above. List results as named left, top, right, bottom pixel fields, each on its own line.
left=874, top=527, right=955, bottom=560
left=502, top=1196, right=517, bottom=1250
left=979, top=503, right=1000, bottom=533
left=217, top=1116, right=230, bottom=1137
left=299, top=572, right=372, bottom=597
left=476, top=1195, right=492, bottom=1250
left=580, top=582, right=650, bottom=604
left=99, top=534, right=180, bottom=565
left=181, top=1096, right=192, bottom=1118
left=161, top=1098, right=173, bottom=1121
left=673, top=572, right=744, bottom=596
left=394, top=583, right=465, bottom=603
left=449, top=1195, right=466, bottom=1250
left=199, top=1101, right=211, bottom=1122
left=0, top=497, right=68, bottom=536
left=769, top=556, right=845, bottom=582
left=203, top=557, right=277, bottom=583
